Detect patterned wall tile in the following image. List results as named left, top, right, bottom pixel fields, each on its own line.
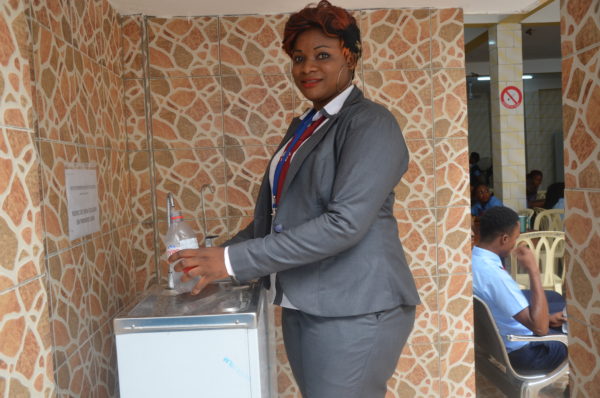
left=121, top=15, right=144, bottom=79
left=439, top=341, right=475, bottom=397
left=562, top=49, right=600, bottom=189
left=395, top=208, right=437, bottom=277
left=85, top=234, right=117, bottom=336
left=564, top=190, right=600, bottom=323
left=225, top=145, right=274, bottom=218
left=108, top=150, right=131, bottom=229
left=32, top=22, right=77, bottom=142
left=0, top=0, right=33, bottom=129
left=438, top=274, right=473, bottom=342
left=54, top=335, right=94, bottom=397
left=111, top=225, right=135, bottom=312
left=70, top=0, right=102, bottom=62
left=0, top=280, right=55, bottom=397
left=363, top=70, right=433, bottom=140
left=220, top=15, right=289, bottom=75
left=150, top=77, right=222, bottom=149
left=99, top=0, right=121, bottom=75
left=147, top=16, right=219, bottom=78
left=435, top=138, right=470, bottom=207
left=560, top=0, right=600, bottom=57
left=101, top=69, right=125, bottom=150
left=410, top=276, right=439, bottom=345
left=74, top=51, right=103, bottom=147
left=568, top=321, right=600, bottom=397
left=394, top=139, right=435, bottom=209
left=430, top=9, right=464, bottom=69
left=361, top=9, right=431, bottom=71
left=46, top=246, right=90, bottom=372
left=433, top=69, right=467, bottom=138
left=153, top=148, right=227, bottom=222
left=31, top=0, right=72, bottom=45
left=128, top=150, right=153, bottom=222
left=387, top=343, right=440, bottom=397
left=38, top=141, right=79, bottom=255
left=131, top=222, right=156, bottom=293
left=222, top=74, right=293, bottom=147
left=532, top=31, right=599, bottom=363
left=435, top=206, right=471, bottom=275
left=124, top=79, right=147, bottom=151
left=0, top=128, right=43, bottom=290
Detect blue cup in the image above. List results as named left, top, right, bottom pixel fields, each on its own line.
left=519, top=215, right=528, bottom=233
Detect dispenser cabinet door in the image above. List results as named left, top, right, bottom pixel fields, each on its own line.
left=116, top=327, right=263, bottom=398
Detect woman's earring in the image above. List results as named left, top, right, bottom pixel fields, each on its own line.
left=335, top=64, right=352, bottom=93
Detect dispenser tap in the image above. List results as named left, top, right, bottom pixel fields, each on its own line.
left=167, top=193, right=175, bottom=227
left=166, top=193, right=176, bottom=289
left=200, top=184, right=218, bottom=246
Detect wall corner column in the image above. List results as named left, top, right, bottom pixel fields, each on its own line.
left=489, top=23, right=527, bottom=211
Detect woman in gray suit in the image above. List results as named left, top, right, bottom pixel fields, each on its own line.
left=169, top=1, right=420, bottom=396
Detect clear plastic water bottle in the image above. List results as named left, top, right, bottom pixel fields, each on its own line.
left=165, top=210, right=200, bottom=293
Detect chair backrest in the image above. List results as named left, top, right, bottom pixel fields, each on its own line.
left=473, top=295, right=569, bottom=397
left=473, top=295, right=514, bottom=373
left=509, top=231, right=565, bottom=291
left=533, top=209, right=564, bottom=231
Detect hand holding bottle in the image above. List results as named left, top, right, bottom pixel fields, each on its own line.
left=169, top=247, right=228, bottom=295
left=164, top=210, right=200, bottom=293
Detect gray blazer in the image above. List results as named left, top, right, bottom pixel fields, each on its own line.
left=226, top=87, right=420, bottom=317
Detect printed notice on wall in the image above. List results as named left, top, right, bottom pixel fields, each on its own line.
left=65, top=165, right=100, bottom=241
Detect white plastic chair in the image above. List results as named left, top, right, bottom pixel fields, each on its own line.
left=473, top=295, right=569, bottom=398
left=533, top=209, right=564, bottom=232
left=509, top=231, right=566, bottom=294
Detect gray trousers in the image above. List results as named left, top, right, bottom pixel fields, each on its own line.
left=282, top=305, right=416, bottom=398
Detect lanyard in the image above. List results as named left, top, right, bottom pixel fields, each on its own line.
left=272, top=109, right=325, bottom=215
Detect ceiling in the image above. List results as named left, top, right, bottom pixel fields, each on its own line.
left=108, top=0, right=553, bottom=19
left=466, top=24, right=561, bottom=64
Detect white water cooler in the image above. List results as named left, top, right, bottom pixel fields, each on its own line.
left=113, top=281, right=275, bottom=398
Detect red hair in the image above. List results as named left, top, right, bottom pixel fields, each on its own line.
left=282, top=0, right=361, bottom=59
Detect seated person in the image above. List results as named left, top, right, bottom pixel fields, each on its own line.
left=471, top=184, right=503, bottom=217
left=544, top=182, right=565, bottom=210
left=472, top=206, right=567, bottom=372
left=526, top=170, right=545, bottom=208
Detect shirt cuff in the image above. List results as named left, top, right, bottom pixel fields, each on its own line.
left=224, top=246, right=235, bottom=277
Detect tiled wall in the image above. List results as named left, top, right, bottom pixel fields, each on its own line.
left=123, top=8, right=473, bottom=397
left=561, top=0, right=600, bottom=396
left=524, top=87, right=563, bottom=185
left=0, top=0, right=54, bottom=395
left=1, top=0, right=133, bottom=395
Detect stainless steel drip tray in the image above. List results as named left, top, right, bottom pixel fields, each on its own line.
left=114, top=281, right=262, bottom=334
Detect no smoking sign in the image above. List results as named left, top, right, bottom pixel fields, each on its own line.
left=500, top=85, right=523, bottom=109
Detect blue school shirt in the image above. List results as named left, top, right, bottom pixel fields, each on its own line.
left=472, top=246, right=532, bottom=352
left=471, top=195, right=503, bottom=216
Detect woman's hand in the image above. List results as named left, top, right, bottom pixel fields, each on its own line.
left=168, top=247, right=228, bottom=295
